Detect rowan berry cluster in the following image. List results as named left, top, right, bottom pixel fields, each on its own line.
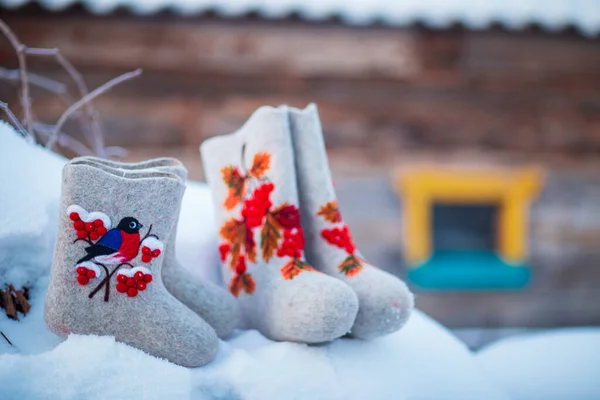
left=141, top=246, right=161, bottom=263
left=322, top=225, right=356, bottom=254
left=241, top=183, right=274, bottom=228
left=277, top=228, right=304, bottom=259
left=116, top=270, right=153, bottom=298
left=76, top=265, right=97, bottom=285
left=70, top=212, right=107, bottom=241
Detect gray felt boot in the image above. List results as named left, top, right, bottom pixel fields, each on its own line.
left=287, top=104, right=414, bottom=339
left=71, top=156, right=241, bottom=338
left=201, top=106, right=359, bottom=343
left=45, top=163, right=218, bottom=367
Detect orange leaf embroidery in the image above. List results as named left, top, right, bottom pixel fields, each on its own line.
left=219, top=218, right=246, bottom=268
left=249, top=152, right=271, bottom=179
left=260, top=212, right=282, bottom=262
left=281, top=259, right=315, bottom=280
left=222, top=166, right=246, bottom=210
left=229, top=273, right=256, bottom=297
left=245, top=226, right=257, bottom=264
left=317, top=201, right=342, bottom=224
left=338, top=254, right=363, bottom=277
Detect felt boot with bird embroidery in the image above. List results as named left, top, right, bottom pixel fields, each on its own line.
left=45, top=162, right=218, bottom=367
left=287, top=104, right=414, bottom=339
left=201, top=106, right=359, bottom=343
left=70, top=156, right=241, bottom=338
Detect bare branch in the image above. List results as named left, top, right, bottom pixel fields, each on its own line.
left=33, top=123, right=93, bottom=156
left=0, top=67, right=67, bottom=94
left=0, top=101, right=34, bottom=141
left=25, top=47, right=106, bottom=155
left=0, top=19, right=34, bottom=134
left=47, top=69, right=142, bottom=151
left=0, top=331, right=12, bottom=346
left=104, top=146, right=128, bottom=158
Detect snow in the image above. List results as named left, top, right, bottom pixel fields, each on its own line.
left=0, top=121, right=65, bottom=288
left=0, top=121, right=593, bottom=400
left=476, top=328, right=600, bottom=400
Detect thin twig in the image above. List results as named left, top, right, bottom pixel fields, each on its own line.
left=33, top=123, right=94, bottom=155
left=73, top=237, right=94, bottom=246
left=0, top=19, right=34, bottom=134
left=0, top=101, right=32, bottom=140
left=104, top=146, right=128, bottom=158
left=0, top=67, right=67, bottom=94
left=48, top=68, right=142, bottom=151
left=25, top=47, right=107, bottom=155
left=1, top=331, right=12, bottom=346
left=140, top=224, right=159, bottom=243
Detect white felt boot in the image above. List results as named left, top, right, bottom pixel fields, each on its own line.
left=70, top=156, right=241, bottom=338
left=201, top=106, right=359, bottom=343
left=287, top=104, right=414, bottom=339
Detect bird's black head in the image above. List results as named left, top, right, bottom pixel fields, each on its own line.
left=117, top=217, right=143, bottom=234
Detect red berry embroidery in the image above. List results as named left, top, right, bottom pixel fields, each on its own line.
left=219, top=243, right=231, bottom=262
left=68, top=206, right=109, bottom=243
left=140, top=241, right=162, bottom=264
left=75, top=264, right=100, bottom=285
left=68, top=204, right=162, bottom=302
left=115, top=269, right=153, bottom=298
left=219, top=149, right=316, bottom=297
left=318, top=200, right=363, bottom=277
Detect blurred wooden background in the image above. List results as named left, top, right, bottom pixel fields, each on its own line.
left=1, top=4, right=600, bottom=331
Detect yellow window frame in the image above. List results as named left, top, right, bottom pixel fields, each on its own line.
left=393, top=166, right=543, bottom=267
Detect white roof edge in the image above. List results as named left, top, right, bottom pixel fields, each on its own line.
left=1, top=0, right=599, bottom=37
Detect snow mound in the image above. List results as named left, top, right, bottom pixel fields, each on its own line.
left=476, top=328, right=600, bottom=400
left=0, top=122, right=510, bottom=399
left=193, top=311, right=509, bottom=400
left=176, top=180, right=221, bottom=285
left=0, top=334, right=191, bottom=399
left=0, top=122, right=66, bottom=287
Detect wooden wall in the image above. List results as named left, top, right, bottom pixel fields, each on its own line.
left=1, top=9, right=600, bottom=328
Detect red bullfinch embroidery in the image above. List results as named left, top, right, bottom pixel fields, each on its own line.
left=318, top=200, right=364, bottom=277
left=68, top=205, right=162, bottom=302
left=218, top=146, right=315, bottom=297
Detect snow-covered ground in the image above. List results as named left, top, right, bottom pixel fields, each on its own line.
left=475, top=328, right=600, bottom=400
left=1, top=123, right=598, bottom=399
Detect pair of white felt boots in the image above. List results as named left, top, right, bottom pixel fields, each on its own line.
left=45, top=104, right=414, bottom=368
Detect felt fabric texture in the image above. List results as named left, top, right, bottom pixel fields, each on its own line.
left=201, top=106, right=359, bottom=344
left=71, top=157, right=241, bottom=338
left=287, top=104, right=414, bottom=339
left=45, top=163, right=218, bottom=367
